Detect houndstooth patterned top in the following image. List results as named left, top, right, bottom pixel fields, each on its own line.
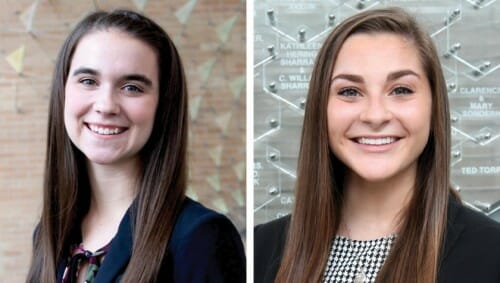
left=322, top=235, right=396, bottom=283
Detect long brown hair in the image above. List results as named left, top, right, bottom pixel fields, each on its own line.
left=27, top=10, right=188, bottom=282
left=275, top=7, right=453, bottom=283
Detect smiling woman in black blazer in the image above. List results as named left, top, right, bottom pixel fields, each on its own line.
left=254, top=7, right=500, bottom=283
left=27, top=10, right=245, bottom=283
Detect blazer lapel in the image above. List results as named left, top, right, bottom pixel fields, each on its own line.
left=94, top=209, right=134, bottom=283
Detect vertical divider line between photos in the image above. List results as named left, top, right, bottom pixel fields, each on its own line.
left=246, top=0, right=255, bottom=282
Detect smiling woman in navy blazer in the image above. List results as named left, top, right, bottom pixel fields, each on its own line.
left=27, top=10, right=245, bottom=283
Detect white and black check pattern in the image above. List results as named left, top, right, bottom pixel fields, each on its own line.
left=322, top=235, right=396, bottom=283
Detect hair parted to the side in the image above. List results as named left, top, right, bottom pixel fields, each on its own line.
left=275, top=7, right=455, bottom=283
left=27, top=10, right=188, bottom=283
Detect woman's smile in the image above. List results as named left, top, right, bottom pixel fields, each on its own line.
left=86, top=123, right=128, bottom=136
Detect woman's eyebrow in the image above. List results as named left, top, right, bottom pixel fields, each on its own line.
left=331, top=73, right=364, bottom=84
left=386, top=69, right=420, bottom=81
left=71, top=67, right=99, bottom=77
left=121, top=74, right=153, bottom=87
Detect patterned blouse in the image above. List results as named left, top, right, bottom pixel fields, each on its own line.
left=61, top=242, right=110, bottom=283
left=322, top=235, right=396, bottom=283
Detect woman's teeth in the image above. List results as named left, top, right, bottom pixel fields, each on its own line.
left=357, top=137, right=396, bottom=145
left=88, top=124, right=124, bottom=135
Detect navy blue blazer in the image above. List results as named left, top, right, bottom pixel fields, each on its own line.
left=56, top=198, right=245, bottom=282
left=254, top=198, right=500, bottom=283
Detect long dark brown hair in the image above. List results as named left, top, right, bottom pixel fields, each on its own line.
left=27, top=10, right=188, bottom=283
left=275, top=7, right=454, bottom=283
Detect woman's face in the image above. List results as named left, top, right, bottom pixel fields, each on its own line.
left=64, top=29, right=159, bottom=166
left=327, top=32, right=432, bottom=184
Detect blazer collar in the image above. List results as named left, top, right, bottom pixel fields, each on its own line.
left=440, top=197, right=465, bottom=262
left=93, top=207, right=134, bottom=283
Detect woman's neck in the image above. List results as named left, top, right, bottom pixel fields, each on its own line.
left=86, top=159, right=139, bottom=214
left=81, top=158, right=140, bottom=251
left=340, top=169, right=415, bottom=240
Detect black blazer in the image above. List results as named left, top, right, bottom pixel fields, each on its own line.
left=254, top=199, right=500, bottom=283
left=55, top=198, right=246, bottom=282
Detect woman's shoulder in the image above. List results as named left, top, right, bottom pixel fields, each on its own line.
left=255, top=214, right=290, bottom=242
left=165, top=197, right=245, bottom=282
left=449, top=198, right=500, bottom=239
left=171, top=197, right=242, bottom=242
left=177, top=197, right=227, bottom=221
left=450, top=199, right=500, bottom=253
left=254, top=215, right=290, bottom=260
left=254, top=215, right=291, bottom=283
left=440, top=199, right=500, bottom=282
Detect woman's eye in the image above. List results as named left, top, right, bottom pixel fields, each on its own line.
left=79, top=78, right=96, bottom=86
left=338, top=88, right=360, bottom=97
left=123, top=84, right=143, bottom=93
left=392, top=86, right=413, bottom=95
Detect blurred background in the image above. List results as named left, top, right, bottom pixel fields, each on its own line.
left=0, top=0, right=245, bottom=281
left=254, top=0, right=500, bottom=225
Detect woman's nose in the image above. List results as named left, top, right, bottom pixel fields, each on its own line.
left=93, top=87, right=120, bottom=115
left=359, top=96, right=393, bottom=127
